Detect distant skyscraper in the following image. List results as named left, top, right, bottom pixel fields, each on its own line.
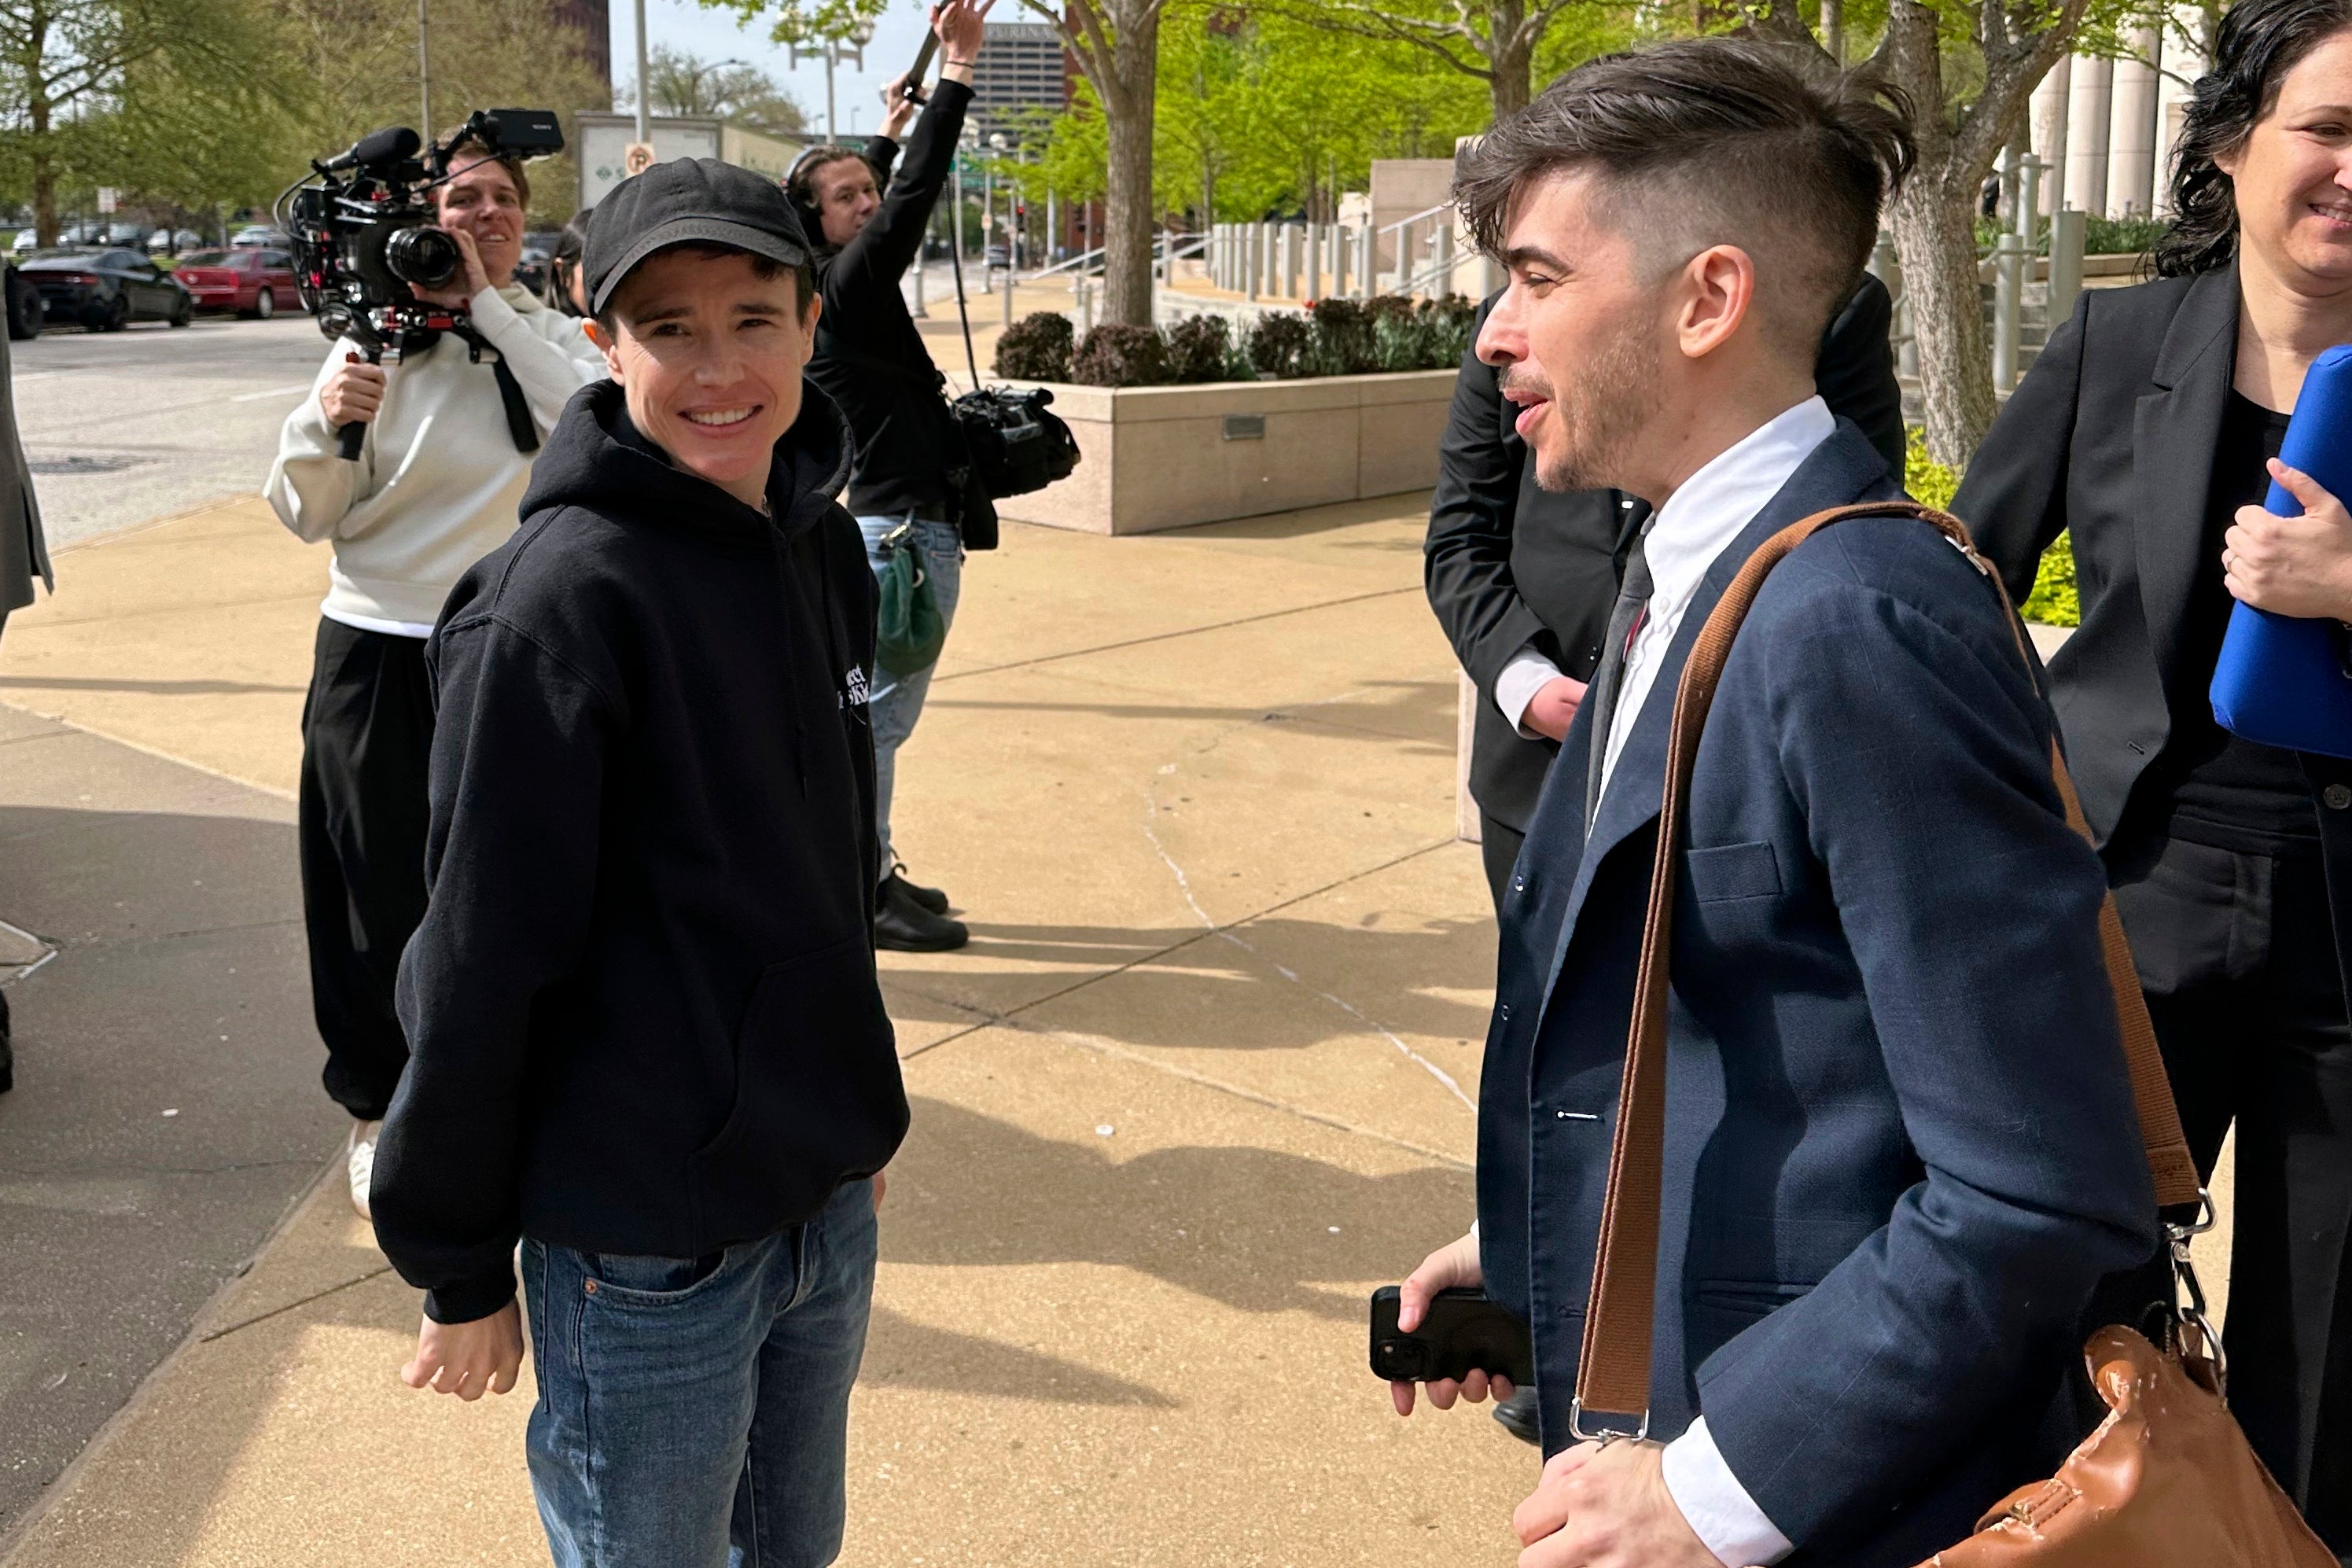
left=969, top=20, right=1067, bottom=138
left=554, top=0, right=613, bottom=98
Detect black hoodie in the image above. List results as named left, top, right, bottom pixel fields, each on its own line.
left=373, top=377, right=907, bottom=1324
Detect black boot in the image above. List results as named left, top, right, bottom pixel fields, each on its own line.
left=885, top=865, right=951, bottom=916
left=1, top=988, right=13, bottom=1095
left=1493, top=1386, right=1540, bottom=1445
left=875, top=874, right=969, bottom=952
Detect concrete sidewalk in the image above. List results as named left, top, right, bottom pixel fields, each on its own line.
left=0, top=491, right=1530, bottom=1566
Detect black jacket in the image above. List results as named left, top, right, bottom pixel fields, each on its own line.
left=1956, top=263, right=2352, bottom=994
left=373, top=379, right=906, bottom=1324
left=1425, top=274, right=1905, bottom=834
left=806, top=79, right=994, bottom=545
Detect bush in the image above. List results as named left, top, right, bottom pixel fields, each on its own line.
left=1307, top=298, right=1378, bottom=376
left=1246, top=311, right=1312, bottom=379
left=1371, top=296, right=1476, bottom=371
left=1904, top=425, right=1957, bottom=510
left=995, top=311, right=1073, bottom=381
left=1162, top=314, right=1231, bottom=383
left=1070, top=323, right=1172, bottom=388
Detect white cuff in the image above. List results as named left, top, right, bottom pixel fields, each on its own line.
left=1493, top=649, right=1566, bottom=738
left=1660, top=1417, right=1793, bottom=1566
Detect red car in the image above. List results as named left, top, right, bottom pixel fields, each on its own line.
left=174, top=248, right=298, bottom=318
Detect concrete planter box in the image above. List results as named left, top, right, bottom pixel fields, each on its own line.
left=994, top=369, right=1458, bottom=536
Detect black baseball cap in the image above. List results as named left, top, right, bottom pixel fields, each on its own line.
left=585, top=156, right=813, bottom=315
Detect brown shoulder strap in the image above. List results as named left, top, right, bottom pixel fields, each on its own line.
left=1570, top=500, right=2202, bottom=1434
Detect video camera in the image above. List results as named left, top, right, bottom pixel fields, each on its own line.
left=279, top=109, right=564, bottom=456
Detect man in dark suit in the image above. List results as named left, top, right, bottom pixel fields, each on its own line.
left=0, top=317, right=46, bottom=1094
left=1426, top=275, right=1905, bottom=911
left=1385, top=41, right=2162, bottom=1567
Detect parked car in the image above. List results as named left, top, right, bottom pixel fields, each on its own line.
left=174, top=248, right=297, bottom=318
left=145, top=228, right=204, bottom=256
left=20, top=248, right=191, bottom=331
left=984, top=243, right=1011, bottom=270
left=230, top=225, right=288, bottom=248
left=104, top=222, right=149, bottom=247
left=513, top=243, right=552, bottom=297
left=4, top=263, right=42, bottom=339
left=9, top=230, right=31, bottom=255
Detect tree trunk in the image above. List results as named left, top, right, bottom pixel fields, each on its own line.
left=31, top=90, right=54, bottom=249
left=1099, top=7, right=1161, bottom=326
left=1891, top=171, right=1995, bottom=468
left=1487, top=0, right=1530, bottom=120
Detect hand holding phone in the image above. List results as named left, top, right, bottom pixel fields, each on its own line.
left=1371, top=1286, right=1535, bottom=1388
left=1378, top=1230, right=1529, bottom=1415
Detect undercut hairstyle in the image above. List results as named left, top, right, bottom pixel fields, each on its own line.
left=436, top=131, right=530, bottom=211
left=594, top=241, right=818, bottom=331
left=2157, top=0, right=2352, bottom=278
left=1456, top=39, right=1915, bottom=356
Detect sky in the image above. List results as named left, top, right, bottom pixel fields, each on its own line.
left=606, top=0, right=960, bottom=142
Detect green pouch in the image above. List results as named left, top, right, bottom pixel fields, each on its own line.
left=874, top=524, right=947, bottom=678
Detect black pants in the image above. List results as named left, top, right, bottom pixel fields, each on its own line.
left=1479, top=814, right=1526, bottom=918
left=297, top=618, right=434, bottom=1122
left=2112, top=831, right=2352, bottom=1546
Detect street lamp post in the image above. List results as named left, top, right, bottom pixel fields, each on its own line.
left=632, top=0, right=650, bottom=145
left=790, top=20, right=874, bottom=144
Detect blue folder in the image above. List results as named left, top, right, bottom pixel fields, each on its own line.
left=2208, top=342, right=2352, bottom=760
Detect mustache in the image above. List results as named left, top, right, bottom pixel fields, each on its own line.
left=1497, top=367, right=1555, bottom=403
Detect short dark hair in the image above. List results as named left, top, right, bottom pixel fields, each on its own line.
left=1456, top=39, right=1914, bottom=352
left=2157, top=0, right=2352, bottom=277
left=437, top=131, right=530, bottom=211
left=593, top=239, right=817, bottom=330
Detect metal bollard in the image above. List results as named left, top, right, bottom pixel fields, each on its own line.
left=1246, top=225, right=1261, bottom=301
left=1434, top=221, right=1454, bottom=298
left=1334, top=223, right=1349, bottom=298
left=1992, top=231, right=2024, bottom=392
left=1003, top=259, right=1015, bottom=328
left=2048, top=207, right=2085, bottom=326
left=1278, top=224, right=1295, bottom=299
left=911, top=245, right=926, bottom=318
left=1356, top=223, right=1372, bottom=300
left=1076, top=277, right=1093, bottom=338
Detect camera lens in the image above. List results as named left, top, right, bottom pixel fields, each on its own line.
left=385, top=224, right=463, bottom=290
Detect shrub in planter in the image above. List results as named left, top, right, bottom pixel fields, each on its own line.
left=1307, top=297, right=1378, bottom=375
left=996, top=311, right=1073, bottom=381
left=1246, top=311, right=1312, bottom=378
left=1071, top=322, right=1173, bottom=387
left=1163, top=314, right=1231, bottom=382
left=1372, top=296, right=1478, bottom=371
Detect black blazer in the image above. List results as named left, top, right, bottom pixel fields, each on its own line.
left=1956, top=266, right=2352, bottom=988
left=1423, top=274, right=1905, bottom=833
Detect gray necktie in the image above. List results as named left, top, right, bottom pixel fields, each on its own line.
left=1584, top=521, right=1657, bottom=833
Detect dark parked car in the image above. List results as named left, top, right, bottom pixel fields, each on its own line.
left=4, top=263, right=41, bottom=340
left=21, top=248, right=191, bottom=331
left=174, top=248, right=297, bottom=318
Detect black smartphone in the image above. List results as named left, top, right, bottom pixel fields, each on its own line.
left=900, top=35, right=938, bottom=104
left=1368, top=1286, right=1535, bottom=1386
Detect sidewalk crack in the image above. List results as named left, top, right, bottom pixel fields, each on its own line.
left=197, top=1265, right=395, bottom=1344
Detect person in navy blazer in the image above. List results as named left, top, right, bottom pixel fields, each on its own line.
left=1383, top=41, right=2162, bottom=1568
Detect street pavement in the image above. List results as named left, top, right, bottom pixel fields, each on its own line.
left=13, top=316, right=326, bottom=549
left=0, top=489, right=1536, bottom=1566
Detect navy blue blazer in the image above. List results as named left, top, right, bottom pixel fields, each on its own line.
left=1476, top=421, right=2161, bottom=1563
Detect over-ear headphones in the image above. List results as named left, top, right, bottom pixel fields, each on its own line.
left=782, top=144, right=874, bottom=245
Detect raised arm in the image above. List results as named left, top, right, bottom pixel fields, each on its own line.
left=825, top=0, right=991, bottom=304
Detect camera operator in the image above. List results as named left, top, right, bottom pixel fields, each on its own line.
left=266, top=127, right=604, bottom=1220
left=792, top=0, right=991, bottom=953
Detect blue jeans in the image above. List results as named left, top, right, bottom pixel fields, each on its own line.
left=521, top=1179, right=878, bottom=1568
left=856, top=514, right=963, bottom=877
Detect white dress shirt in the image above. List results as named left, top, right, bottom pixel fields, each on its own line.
left=1591, top=395, right=1833, bottom=1568
left=1596, top=396, right=1835, bottom=801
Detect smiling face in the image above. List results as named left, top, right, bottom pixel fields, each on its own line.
left=1478, top=171, right=1671, bottom=495
left=435, top=149, right=525, bottom=286
left=809, top=155, right=882, bottom=247
left=587, top=246, right=820, bottom=510
left=2220, top=27, right=2352, bottom=289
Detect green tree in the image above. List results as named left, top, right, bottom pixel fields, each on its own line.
left=0, top=0, right=294, bottom=243
left=1264, top=0, right=1623, bottom=121
left=631, top=43, right=808, bottom=135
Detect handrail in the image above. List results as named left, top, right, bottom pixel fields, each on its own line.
left=1029, top=230, right=1205, bottom=281
left=1377, top=202, right=1449, bottom=238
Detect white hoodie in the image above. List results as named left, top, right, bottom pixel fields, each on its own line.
left=266, top=284, right=605, bottom=632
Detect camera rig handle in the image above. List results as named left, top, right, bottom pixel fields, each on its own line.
left=335, top=344, right=384, bottom=460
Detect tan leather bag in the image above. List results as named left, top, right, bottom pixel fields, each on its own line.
left=1565, top=500, right=2334, bottom=1567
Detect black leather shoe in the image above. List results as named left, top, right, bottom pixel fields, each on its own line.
left=1493, top=1386, right=1540, bottom=1445
left=875, top=874, right=969, bottom=951
left=1, top=988, right=13, bottom=1094
left=885, top=866, right=951, bottom=916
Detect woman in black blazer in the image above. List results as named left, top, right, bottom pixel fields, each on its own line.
left=1957, top=0, right=2352, bottom=1542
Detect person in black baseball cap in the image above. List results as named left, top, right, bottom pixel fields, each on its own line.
left=374, top=153, right=905, bottom=1568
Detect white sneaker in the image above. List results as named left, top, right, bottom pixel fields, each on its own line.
left=348, top=1120, right=380, bottom=1220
